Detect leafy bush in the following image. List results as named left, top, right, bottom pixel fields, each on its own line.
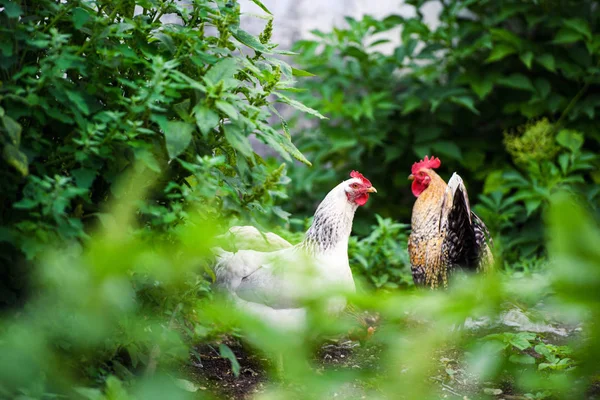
left=287, top=0, right=600, bottom=240
left=0, top=0, right=321, bottom=303
left=1, top=190, right=596, bottom=399
left=349, top=215, right=412, bottom=290
left=475, top=119, right=599, bottom=262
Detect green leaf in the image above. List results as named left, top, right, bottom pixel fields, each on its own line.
left=250, top=0, right=272, bottom=15
left=223, top=124, right=253, bottom=158
left=230, top=26, right=271, bottom=54
left=65, top=91, right=90, bottom=115
left=564, top=18, right=592, bottom=40
left=71, top=168, right=97, bottom=189
left=291, top=67, right=315, bottom=77
left=219, top=344, right=240, bottom=377
left=266, top=129, right=311, bottom=166
left=215, top=100, right=239, bottom=120
left=536, top=53, right=556, bottom=72
left=553, top=28, right=583, bottom=44
left=402, top=96, right=422, bottom=115
left=431, top=140, right=462, bottom=160
left=72, top=7, right=90, bottom=30
left=2, top=115, right=22, bottom=146
left=134, top=148, right=162, bottom=173
left=486, top=44, right=516, bottom=63
left=490, top=28, right=523, bottom=49
left=1, top=1, right=23, bottom=18
left=525, top=198, right=542, bottom=216
left=160, top=121, right=195, bottom=159
left=449, top=96, right=480, bottom=115
left=520, top=51, right=533, bottom=69
left=509, top=354, right=536, bottom=364
left=534, top=78, right=551, bottom=99
left=204, top=58, right=239, bottom=87
left=194, top=106, right=220, bottom=137
left=3, top=143, right=28, bottom=176
left=150, top=32, right=176, bottom=54
left=556, top=129, right=584, bottom=152
left=497, top=73, right=535, bottom=91
left=470, top=78, right=494, bottom=100
left=273, top=92, right=327, bottom=119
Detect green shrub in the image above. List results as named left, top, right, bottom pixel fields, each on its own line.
left=349, top=215, right=412, bottom=290
left=287, top=0, right=600, bottom=240
left=0, top=0, right=321, bottom=302
left=475, top=121, right=599, bottom=262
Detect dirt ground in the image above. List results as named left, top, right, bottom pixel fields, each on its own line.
left=183, top=330, right=599, bottom=400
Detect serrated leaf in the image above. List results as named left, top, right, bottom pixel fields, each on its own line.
left=150, top=32, right=176, bottom=54
left=223, top=124, right=253, bottom=158
left=219, top=344, right=241, bottom=377
left=194, top=105, right=220, bottom=136
left=66, top=90, right=90, bottom=115
left=273, top=92, right=327, bottom=119
left=230, top=25, right=271, bottom=54
left=270, top=131, right=311, bottom=166
left=520, top=51, right=533, bottom=69
left=497, top=73, right=535, bottom=91
left=160, top=121, right=195, bottom=159
left=537, top=53, right=556, bottom=72
left=3, top=143, right=28, bottom=176
left=72, top=7, right=90, bottom=30
left=204, top=58, right=239, bottom=87
left=486, top=44, right=516, bottom=63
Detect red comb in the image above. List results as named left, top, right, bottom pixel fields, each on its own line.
left=411, top=155, right=441, bottom=175
left=350, top=170, right=372, bottom=186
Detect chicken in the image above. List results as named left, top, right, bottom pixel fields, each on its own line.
left=408, top=156, right=494, bottom=288
left=213, top=171, right=377, bottom=330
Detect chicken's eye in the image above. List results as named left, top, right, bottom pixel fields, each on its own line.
left=351, top=183, right=360, bottom=189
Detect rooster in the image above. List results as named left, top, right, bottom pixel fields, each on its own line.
left=213, top=171, right=377, bottom=330
left=408, top=156, right=494, bottom=288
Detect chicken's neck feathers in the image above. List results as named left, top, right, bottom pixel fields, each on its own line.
left=412, top=173, right=447, bottom=231
left=300, top=182, right=358, bottom=254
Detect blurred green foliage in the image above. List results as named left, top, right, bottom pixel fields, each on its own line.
left=1, top=0, right=600, bottom=399
left=0, top=0, right=322, bottom=303
left=286, top=0, right=600, bottom=254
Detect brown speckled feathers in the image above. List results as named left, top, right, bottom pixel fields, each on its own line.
left=409, top=172, right=493, bottom=288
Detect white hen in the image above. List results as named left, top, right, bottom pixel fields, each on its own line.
left=213, top=171, right=377, bottom=330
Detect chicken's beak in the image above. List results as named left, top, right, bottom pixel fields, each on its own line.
left=367, top=186, right=377, bottom=193
left=408, top=174, right=414, bottom=181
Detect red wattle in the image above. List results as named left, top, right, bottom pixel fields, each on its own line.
left=412, top=180, right=426, bottom=197
left=355, top=193, right=369, bottom=206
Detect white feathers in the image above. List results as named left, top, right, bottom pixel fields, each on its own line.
left=213, top=178, right=364, bottom=331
